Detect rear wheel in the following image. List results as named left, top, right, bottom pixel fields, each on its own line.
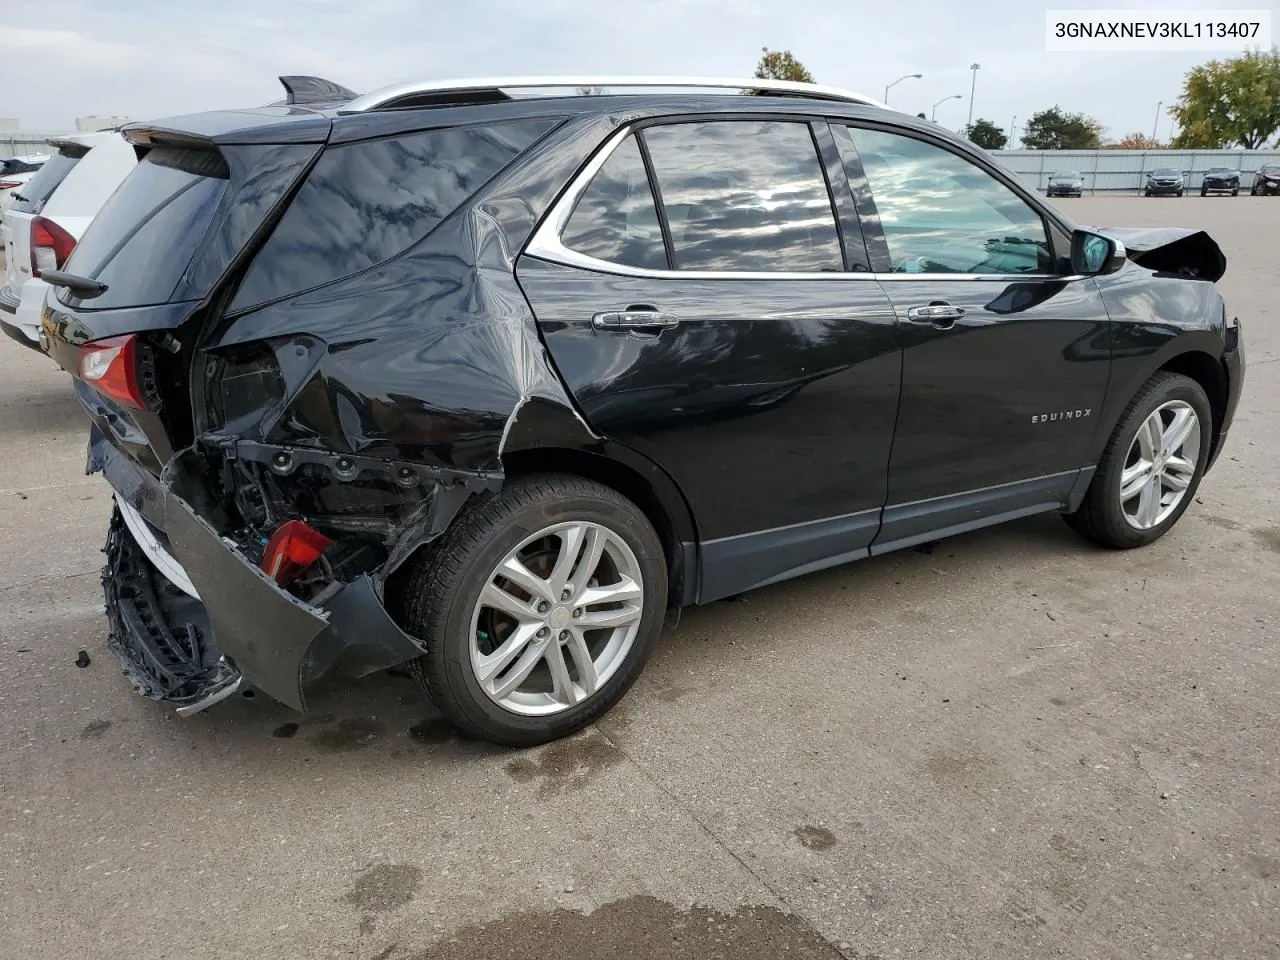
left=1065, top=372, right=1211, bottom=549
left=399, top=474, right=667, bottom=746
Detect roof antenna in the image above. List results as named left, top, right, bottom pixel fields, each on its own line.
left=278, top=76, right=358, bottom=105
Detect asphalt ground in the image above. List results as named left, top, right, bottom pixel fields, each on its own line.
left=0, top=196, right=1276, bottom=959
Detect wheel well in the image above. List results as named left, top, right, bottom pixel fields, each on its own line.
left=1159, top=351, right=1226, bottom=443
left=501, top=447, right=691, bottom=605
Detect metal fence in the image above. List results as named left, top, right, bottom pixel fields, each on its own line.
left=991, top=148, right=1280, bottom=194
left=0, top=132, right=79, bottom=158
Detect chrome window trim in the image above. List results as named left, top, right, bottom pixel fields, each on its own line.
left=525, top=123, right=1085, bottom=284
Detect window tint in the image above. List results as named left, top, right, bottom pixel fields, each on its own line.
left=846, top=127, right=1050, bottom=275
left=642, top=121, right=843, bottom=272
left=9, top=153, right=80, bottom=214
left=63, top=147, right=229, bottom=308
left=561, top=136, right=666, bottom=270
left=232, top=118, right=557, bottom=309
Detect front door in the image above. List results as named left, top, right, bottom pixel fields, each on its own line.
left=832, top=124, right=1111, bottom=551
left=518, top=118, right=902, bottom=600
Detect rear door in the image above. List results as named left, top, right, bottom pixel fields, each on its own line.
left=518, top=117, right=902, bottom=601
left=831, top=123, right=1111, bottom=552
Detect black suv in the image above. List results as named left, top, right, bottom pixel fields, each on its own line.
left=41, top=77, right=1244, bottom=745
left=1144, top=168, right=1185, bottom=196
left=1200, top=167, right=1240, bottom=196
left=1252, top=164, right=1280, bottom=195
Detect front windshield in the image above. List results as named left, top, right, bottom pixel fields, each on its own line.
left=1152, top=169, right=1180, bottom=176
left=1055, top=171, right=1081, bottom=178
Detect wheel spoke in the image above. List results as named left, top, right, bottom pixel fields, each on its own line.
left=546, top=523, right=589, bottom=597
left=1136, top=476, right=1162, bottom=527
left=1162, top=456, right=1194, bottom=491
left=1120, top=461, right=1151, bottom=501
left=475, top=622, right=540, bottom=685
left=579, top=603, right=643, bottom=631
left=498, top=556, right=554, bottom=604
left=1161, top=407, right=1196, bottom=456
left=480, top=581, right=539, bottom=623
left=1137, top=413, right=1162, bottom=460
left=546, top=641, right=578, bottom=706
left=490, top=637, right=548, bottom=699
left=568, top=528, right=607, bottom=603
left=577, top=576, right=643, bottom=610
left=564, top=629, right=599, bottom=695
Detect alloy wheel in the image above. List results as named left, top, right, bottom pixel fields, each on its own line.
left=1119, top=400, right=1201, bottom=530
left=469, top=521, right=644, bottom=715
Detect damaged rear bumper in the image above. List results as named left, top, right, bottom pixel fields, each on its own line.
left=95, top=431, right=430, bottom=713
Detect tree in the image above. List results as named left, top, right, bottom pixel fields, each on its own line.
left=753, top=48, right=815, bottom=83
left=916, top=112, right=927, bottom=120
left=966, top=118, right=1007, bottom=150
left=1021, top=106, right=1103, bottom=149
left=1107, top=132, right=1163, bottom=149
left=1170, top=48, right=1280, bottom=149
left=576, top=85, right=604, bottom=96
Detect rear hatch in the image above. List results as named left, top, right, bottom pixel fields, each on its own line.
left=42, top=111, right=329, bottom=475
left=2, top=144, right=85, bottom=301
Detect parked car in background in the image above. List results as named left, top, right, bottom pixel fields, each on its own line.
left=1200, top=168, right=1240, bottom=196
left=42, top=75, right=1243, bottom=746
left=0, top=154, right=50, bottom=214
left=0, top=133, right=136, bottom=349
left=1252, top=164, right=1280, bottom=196
left=1046, top=170, right=1084, bottom=197
left=1144, top=168, right=1184, bottom=197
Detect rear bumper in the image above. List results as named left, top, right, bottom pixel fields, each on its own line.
left=0, top=278, right=47, bottom=351
left=94, top=432, right=427, bottom=713
left=0, top=283, right=19, bottom=315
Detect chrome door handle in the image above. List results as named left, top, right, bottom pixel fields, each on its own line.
left=592, top=308, right=680, bottom=332
left=906, top=303, right=966, bottom=329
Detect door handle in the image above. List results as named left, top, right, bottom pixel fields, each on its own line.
left=592, top=306, right=680, bottom=333
left=905, top=302, right=966, bottom=329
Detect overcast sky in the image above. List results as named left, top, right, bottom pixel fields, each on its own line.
left=2, top=0, right=1275, bottom=142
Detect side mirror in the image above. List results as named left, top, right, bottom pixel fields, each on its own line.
left=1071, top=229, right=1126, bottom=275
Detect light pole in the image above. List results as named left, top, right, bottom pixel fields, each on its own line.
left=932, top=94, right=962, bottom=122
left=1008, top=115, right=1017, bottom=146
left=966, top=62, right=981, bottom=132
left=883, top=73, right=922, bottom=104
left=1151, top=101, right=1162, bottom=143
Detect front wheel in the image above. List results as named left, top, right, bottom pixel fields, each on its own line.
left=1232, top=189, right=1239, bottom=196
left=1065, top=372, right=1211, bottom=549
left=1200, top=188, right=1207, bottom=197
left=1177, top=189, right=1184, bottom=197
left=399, top=474, right=667, bottom=746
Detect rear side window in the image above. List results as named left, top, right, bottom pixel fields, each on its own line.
left=560, top=137, right=666, bottom=270
left=231, top=118, right=558, bottom=310
left=642, top=121, right=843, bottom=272
left=9, top=153, right=79, bottom=214
left=63, top=147, right=229, bottom=308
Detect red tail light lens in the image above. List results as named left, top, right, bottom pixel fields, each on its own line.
left=260, top=520, right=333, bottom=587
left=78, top=335, right=146, bottom=410
left=31, top=216, right=77, bottom=278
left=0, top=179, right=22, bottom=189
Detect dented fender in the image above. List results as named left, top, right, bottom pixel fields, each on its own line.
left=1098, top=226, right=1226, bottom=282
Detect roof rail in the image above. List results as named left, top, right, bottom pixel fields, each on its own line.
left=340, top=76, right=888, bottom=113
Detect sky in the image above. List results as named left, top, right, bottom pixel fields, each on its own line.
left=2, top=0, right=1276, bottom=143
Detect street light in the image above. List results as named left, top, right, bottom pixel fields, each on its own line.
left=883, top=73, right=922, bottom=104
left=1151, top=101, right=1163, bottom=143
left=932, top=94, right=962, bottom=122
left=966, top=62, right=981, bottom=131
left=1008, top=115, right=1017, bottom=146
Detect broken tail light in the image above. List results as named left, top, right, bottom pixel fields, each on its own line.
left=79, top=335, right=146, bottom=410
left=260, top=520, right=333, bottom=587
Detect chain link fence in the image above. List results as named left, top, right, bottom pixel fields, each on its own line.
left=992, top=148, right=1280, bottom=194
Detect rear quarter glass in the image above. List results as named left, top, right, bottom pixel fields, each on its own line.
left=61, top=147, right=229, bottom=310
left=8, top=153, right=80, bottom=215
left=229, top=117, right=560, bottom=312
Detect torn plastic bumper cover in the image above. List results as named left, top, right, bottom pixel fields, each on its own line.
left=95, top=431, right=434, bottom=712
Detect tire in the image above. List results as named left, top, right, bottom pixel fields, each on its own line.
left=1232, top=189, right=1239, bottom=197
left=1177, top=190, right=1184, bottom=197
left=1144, top=190, right=1152, bottom=197
left=1200, top=189, right=1207, bottom=197
left=399, top=474, right=667, bottom=746
left=1065, top=372, right=1212, bottom=549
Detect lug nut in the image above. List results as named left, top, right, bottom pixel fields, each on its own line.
left=537, top=627, right=549, bottom=639
left=559, top=630, right=569, bottom=642
left=572, top=608, right=582, bottom=619
left=537, top=601, right=550, bottom=614
left=560, top=588, right=571, bottom=601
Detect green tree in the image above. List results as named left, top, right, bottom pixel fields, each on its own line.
left=1107, top=132, right=1163, bottom=149
left=966, top=118, right=1007, bottom=150
left=753, top=48, right=815, bottom=83
left=1021, top=106, right=1103, bottom=149
left=1170, top=48, right=1280, bottom=149
left=916, top=112, right=927, bottom=120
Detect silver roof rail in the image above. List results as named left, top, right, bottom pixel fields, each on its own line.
left=340, top=76, right=888, bottom=113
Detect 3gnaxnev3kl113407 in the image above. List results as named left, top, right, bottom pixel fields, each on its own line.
left=41, top=75, right=1244, bottom=745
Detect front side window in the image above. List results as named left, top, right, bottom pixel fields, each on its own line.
left=845, top=127, right=1051, bottom=275
left=642, top=121, right=843, bottom=272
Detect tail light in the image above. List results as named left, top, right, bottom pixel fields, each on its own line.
left=260, top=520, right=333, bottom=587
left=78, top=335, right=146, bottom=410
left=31, top=216, right=77, bottom=279
left=0, top=179, right=22, bottom=190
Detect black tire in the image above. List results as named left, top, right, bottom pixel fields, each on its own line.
left=399, top=474, right=667, bottom=746
left=1200, top=188, right=1207, bottom=197
left=1232, top=189, right=1239, bottom=196
left=1065, top=372, right=1212, bottom=549
left=1144, top=190, right=1152, bottom=197
left=1177, top=190, right=1184, bottom=197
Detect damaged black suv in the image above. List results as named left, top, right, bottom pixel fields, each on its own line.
left=42, top=76, right=1244, bottom=745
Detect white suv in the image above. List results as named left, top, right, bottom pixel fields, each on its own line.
left=0, top=133, right=135, bottom=349
left=0, top=154, right=49, bottom=214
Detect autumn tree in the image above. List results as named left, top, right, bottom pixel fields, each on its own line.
left=753, top=48, right=815, bottom=83
left=1170, top=48, right=1280, bottom=149
left=1107, top=133, right=1163, bottom=149
left=966, top=118, right=1007, bottom=150
left=1021, top=107, right=1103, bottom=149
